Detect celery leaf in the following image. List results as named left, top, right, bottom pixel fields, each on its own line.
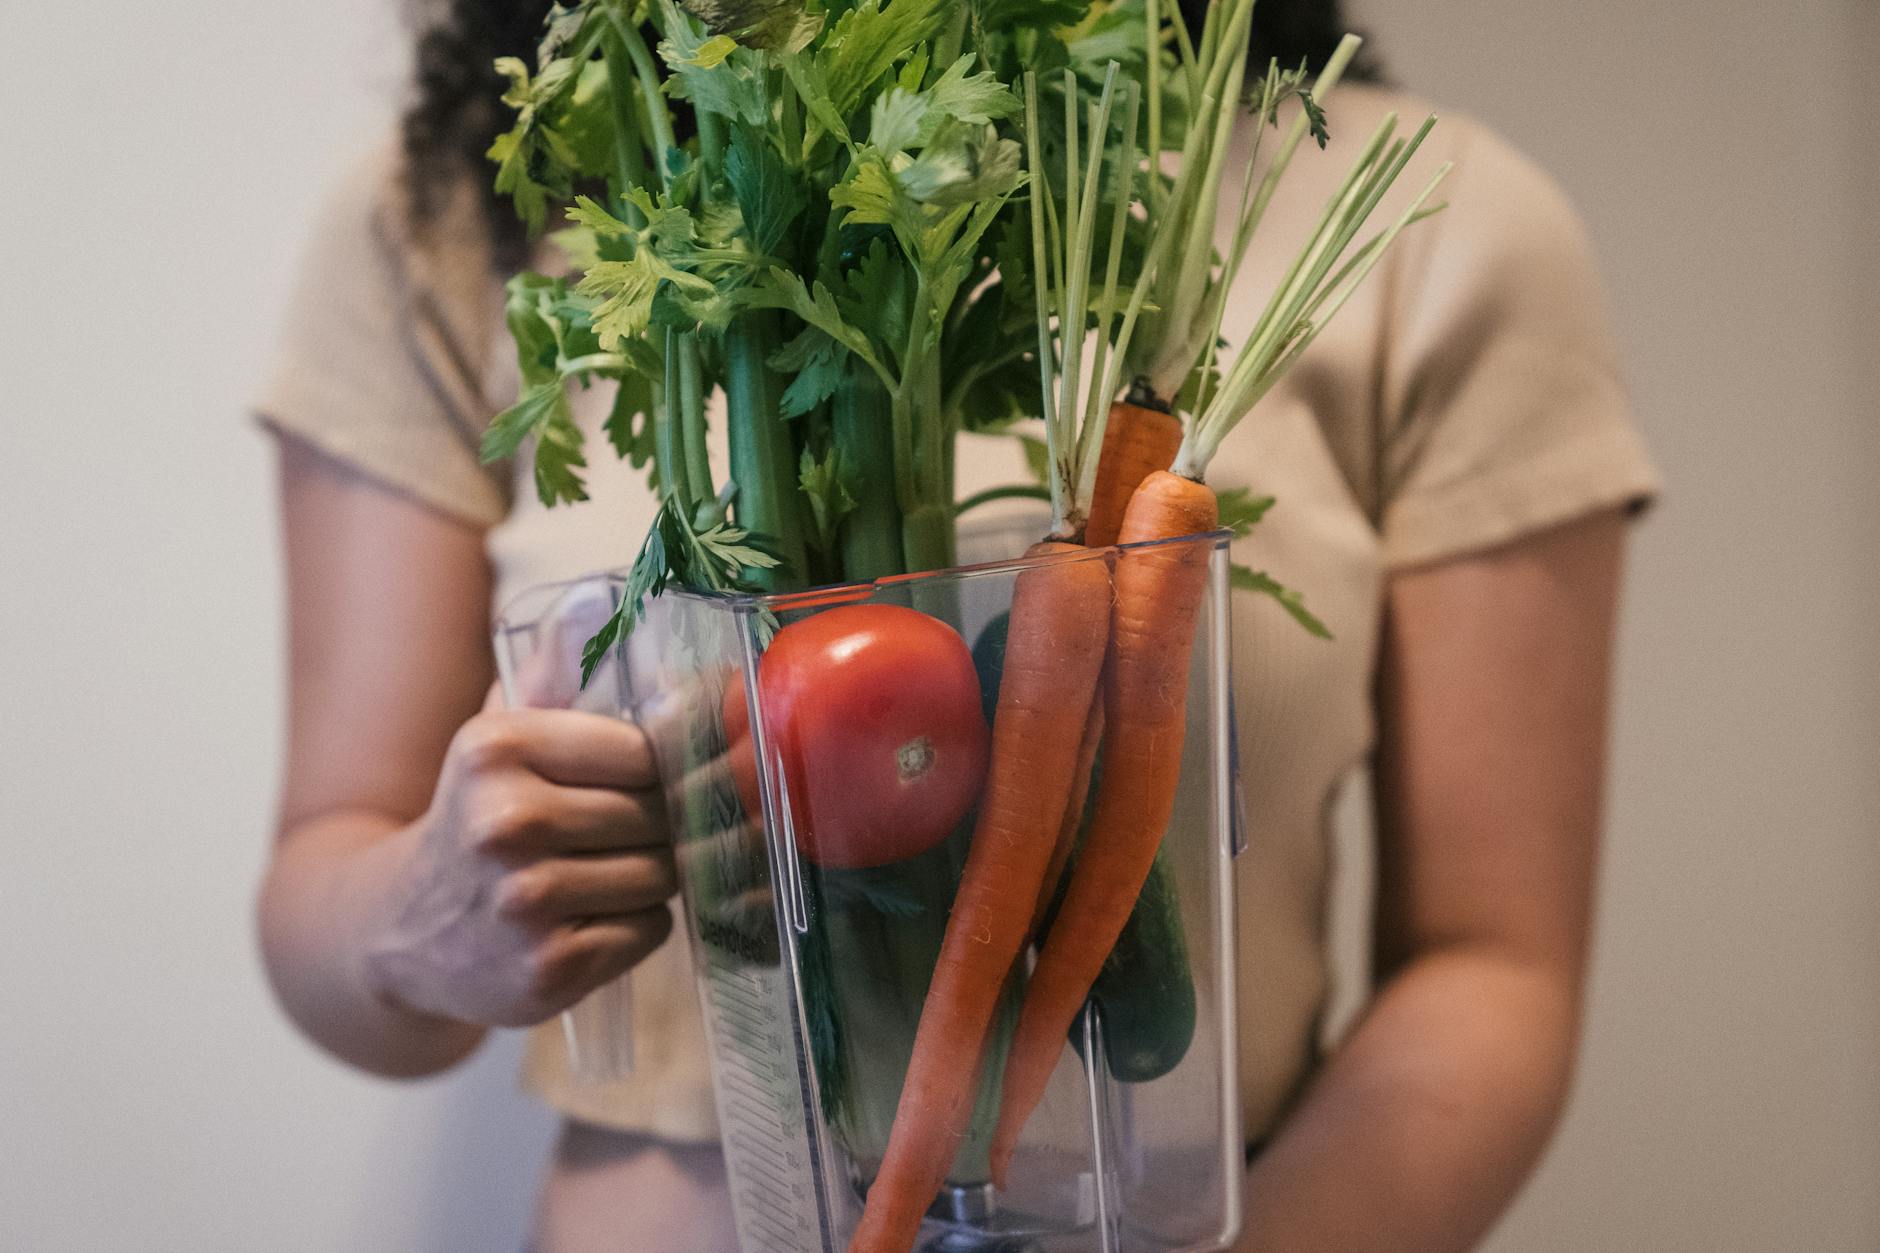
left=815, top=0, right=951, bottom=119
left=679, top=0, right=821, bottom=51
left=604, top=370, right=661, bottom=493
left=1230, top=567, right=1332, bottom=640
left=1215, top=486, right=1277, bottom=538
left=725, top=125, right=808, bottom=255
left=747, top=268, right=894, bottom=387
left=798, top=446, right=859, bottom=548
left=657, top=0, right=770, bottom=126
left=770, top=325, right=848, bottom=417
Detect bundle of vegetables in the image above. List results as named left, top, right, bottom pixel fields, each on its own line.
left=481, top=0, right=1085, bottom=678
left=478, top=1, right=1445, bottom=1246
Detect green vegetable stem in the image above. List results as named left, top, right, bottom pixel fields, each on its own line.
left=831, top=370, right=905, bottom=580
left=723, top=311, right=809, bottom=588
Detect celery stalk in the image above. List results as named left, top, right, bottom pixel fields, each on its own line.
left=658, top=327, right=691, bottom=510
left=676, top=335, right=714, bottom=524
left=900, top=503, right=956, bottom=577
left=832, top=372, right=905, bottom=582
left=724, top=312, right=808, bottom=588
left=598, top=25, right=651, bottom=219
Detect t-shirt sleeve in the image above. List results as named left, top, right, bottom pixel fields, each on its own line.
left=1376, top=123, right=1660, bottom=570
left=252, top=142, right=510, bottom=528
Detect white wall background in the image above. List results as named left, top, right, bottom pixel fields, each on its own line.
left=0, top=6, right=558, bottom=1252
left=1343, top=2, right=1880, bottom=1249
left=1, top=2, right=1873, bottom=1251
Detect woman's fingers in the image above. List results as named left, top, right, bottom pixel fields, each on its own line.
left=516, top=709, right=659, bottom=790
left=674, top=818, right=770, bottom=893
left=498, top=851, right=680, bottom=923
left=468, top=777, right=669, bottom=857
left=371, top=690, right=682, bottom=1029
left=453, top=707, right=659, bottom=791
left=546, top=783, right=671, bottom=852
left=530, top=909, right=677, bottom=1010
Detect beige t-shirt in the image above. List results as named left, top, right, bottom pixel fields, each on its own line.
left=257, top=84, right=1658, bottom=1145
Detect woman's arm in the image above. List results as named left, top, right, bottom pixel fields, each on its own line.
left=258, top=437, right=676, bottom=1078
left=1238, top=507, right=1628, bottom=1252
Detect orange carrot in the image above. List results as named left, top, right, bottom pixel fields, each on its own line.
left=1032, top=692, right=1103, bottom=935
left=1036, top=400, right=1175, bottom=930
left=1041, top=400, right=1178, bottom=921
left=1082, top=400, right=1184, bottom=548
left=850, top=542, right=1113, bottom=1252
left=989, top=471, right=1219, bottom=1185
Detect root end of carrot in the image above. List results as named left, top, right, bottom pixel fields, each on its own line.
left=988, top=1144, right=1014, bottom=1194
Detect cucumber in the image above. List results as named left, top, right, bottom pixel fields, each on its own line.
left=804, top=804, right=1021, bottom=1184
left=975, top=612, right=1198, bottom=1084
left=969, top=610, right=1010, bottom=731
left=1077, top=849, right=1196, bottom=1083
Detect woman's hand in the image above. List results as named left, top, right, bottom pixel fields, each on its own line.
left=362, top=698, right=678, bottom=1029
left=260, top=438, right=671, bottom=1076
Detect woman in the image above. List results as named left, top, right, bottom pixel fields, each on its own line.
left=255, top=1, right=1659, bottom=1249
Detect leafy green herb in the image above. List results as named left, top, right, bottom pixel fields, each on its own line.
left=769, top=325, right=847, bottom=417
left=602, top=369, right=660, bottom=489
left=1215, top=486, right=1276, bottom=538
left=814, top=0, right=952, bottom=122
left=1230, top=567, right=1332, bottom=640
left=1298, top=87, right=1331, bottom=148
left=484, top=271, right=626, bottom=505
left=485, top=4, right=621, bottom=235
left=749, top=269, right=894, bottom=385
left=488, top=55, right=582, bottom=235
left=974, top=0, right=1095, bottom=34
left=797, top=446, right=858, bottom=551
left=897, top=121, right=1027, bottom=207
left=571, top=189, right=771, bottom=343
left=486, top=383, right=591, bottom=506
left=679, top=0, right=821, bottom=51
left=657, top=0, right=772, bottom=125
left=876, top=55, right=1020, bottom=151
left=579, top=495, right=783, bottom=684
left=724, top=124, right=808, bottom=255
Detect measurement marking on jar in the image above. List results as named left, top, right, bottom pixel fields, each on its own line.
left=736, top=1150, right=799, bottom=1197
left=719, top=1066, right=782, bottom=1107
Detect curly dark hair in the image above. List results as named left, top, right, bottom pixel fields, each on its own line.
left=401, top=1, right=1381, bottom=263
left=401, top=0, right=550, bottom=265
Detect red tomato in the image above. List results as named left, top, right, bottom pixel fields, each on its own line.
left=757, top=604, right=989, bottom=869
left=718, top=680, right=764, bottom=823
